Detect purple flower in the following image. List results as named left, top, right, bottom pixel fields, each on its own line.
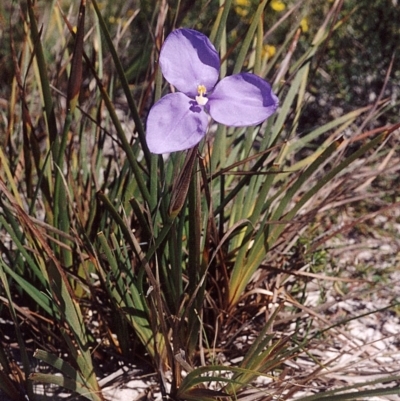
left=146, top=28, right=279, bottom=154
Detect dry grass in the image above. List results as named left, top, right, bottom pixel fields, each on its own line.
left=1, top=1, right=400, bottom=400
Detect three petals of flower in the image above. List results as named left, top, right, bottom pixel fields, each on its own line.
left=146, top=28, right=279, bottom=154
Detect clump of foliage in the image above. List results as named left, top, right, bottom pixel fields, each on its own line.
left=0, top=0, right=399, bottom=400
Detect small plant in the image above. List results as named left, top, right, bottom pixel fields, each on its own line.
left=0, top=0, right=399, bottom=400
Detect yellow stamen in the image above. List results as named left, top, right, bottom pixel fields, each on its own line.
left=196, top=84, right=208, bottom=106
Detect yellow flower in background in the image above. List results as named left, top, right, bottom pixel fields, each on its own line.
left=263, top=44, right=276, bottom=59
left=234, top=6, right=248, bottom=17
left=236, top=0, right=251, bottom=5
left=300, top=17, right=309, bottom=32
left=234, top=0, right=252, bottom=17
left=108, top=16, right=122, bottom=24
left=271, top=0, right=286, bottom=12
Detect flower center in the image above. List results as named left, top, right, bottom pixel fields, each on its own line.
left=195, top=84, right=208, bottom=106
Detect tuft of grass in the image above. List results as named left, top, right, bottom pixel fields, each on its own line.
left=0, top=0, right=399, bottom=400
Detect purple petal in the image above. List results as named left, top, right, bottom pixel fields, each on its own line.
left=146, top=92, right=209, bottom=153
left=159, top=29, right=220, bottom=98
left=207, top=73, right=279, bottom=126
